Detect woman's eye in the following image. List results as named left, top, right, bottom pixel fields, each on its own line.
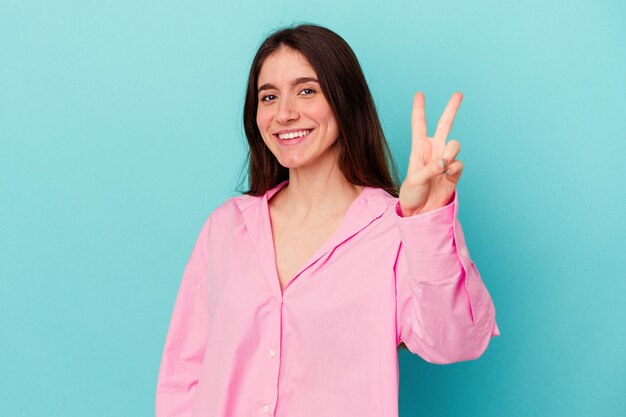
left=261, top=94, right=277, bottom=102
left=299, top=88, right=316, bottom=96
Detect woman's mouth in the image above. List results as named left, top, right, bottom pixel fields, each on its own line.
left=274, top=129, right=313, bottom=145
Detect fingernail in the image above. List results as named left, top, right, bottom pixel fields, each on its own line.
left=439, top=159, right=446, bottom=169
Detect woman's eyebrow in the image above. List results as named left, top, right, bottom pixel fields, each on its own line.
left=258, top=77, right=319, bottom=92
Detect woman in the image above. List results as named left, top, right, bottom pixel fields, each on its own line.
left=156, top=24, right=499, bottom=417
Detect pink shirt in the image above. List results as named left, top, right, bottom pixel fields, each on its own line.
left=155, top=180, right=500, bottom=417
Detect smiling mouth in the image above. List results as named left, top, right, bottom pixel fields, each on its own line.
left=275, top=129, right=312, bottom=140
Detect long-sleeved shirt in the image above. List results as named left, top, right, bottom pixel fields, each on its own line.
left=155, top=179, right=500, bottom=417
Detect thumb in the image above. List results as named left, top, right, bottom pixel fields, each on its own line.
left=422, top=157, right=447, bottom=180
left=406, top=157, right=445, bottom=188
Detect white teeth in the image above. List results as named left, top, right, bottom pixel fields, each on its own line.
left=278, top=130, right=311, bottom=140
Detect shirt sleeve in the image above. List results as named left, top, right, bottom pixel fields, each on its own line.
left=394, top=190, right=500, bottom=364
left=155, top=217, right=212, bottom=417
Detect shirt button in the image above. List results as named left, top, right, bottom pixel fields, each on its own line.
left=262, top=404, right=270, bottom=413
left=269, top=349, right=276, bottom=358
left=460, top=247, right=469, bottom=257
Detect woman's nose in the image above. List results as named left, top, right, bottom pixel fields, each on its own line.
left=275, top=97, right=299, bottom=124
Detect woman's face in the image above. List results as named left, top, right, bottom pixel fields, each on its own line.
left=256, top=47, right=340, bottom=169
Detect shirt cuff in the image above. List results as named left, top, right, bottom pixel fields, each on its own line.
left=393, top=191, right=457, bottom=254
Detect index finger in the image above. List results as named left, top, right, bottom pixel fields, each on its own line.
left=411, top=91, right=428, bottom=147
left=433, top=92, right=463, bottom=146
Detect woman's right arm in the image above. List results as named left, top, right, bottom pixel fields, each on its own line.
left=155, top=218, right=212, bottom=417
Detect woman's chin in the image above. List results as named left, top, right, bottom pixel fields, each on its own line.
left=278, top=159, right=306, bottom=169
left=275, top=153, right=309, bottom=169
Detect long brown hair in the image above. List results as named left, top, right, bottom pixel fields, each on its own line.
left=238, top=24, right=399, bottom=197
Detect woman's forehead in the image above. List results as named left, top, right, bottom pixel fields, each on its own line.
left=258, top=48, right=316, bottom=86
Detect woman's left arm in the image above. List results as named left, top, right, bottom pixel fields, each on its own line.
left=394, top=92, right=499, bottom=364
left=394, top=190, right=500, bottom=364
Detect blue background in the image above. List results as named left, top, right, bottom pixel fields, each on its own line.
left=1, top=1, right=624, bottom=416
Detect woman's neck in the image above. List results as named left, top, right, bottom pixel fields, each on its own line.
left=271, top=148, right=363, bottom=218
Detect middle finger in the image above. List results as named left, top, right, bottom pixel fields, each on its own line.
left=433, top=92, right=463, bottom=147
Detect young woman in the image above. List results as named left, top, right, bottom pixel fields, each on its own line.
left=155, top=24, right=499, bottom=417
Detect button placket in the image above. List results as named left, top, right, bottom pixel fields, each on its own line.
left=258, top=298, right=282, bottom=415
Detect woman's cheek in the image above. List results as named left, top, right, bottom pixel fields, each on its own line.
left=256, top=111, right=272, bottom=134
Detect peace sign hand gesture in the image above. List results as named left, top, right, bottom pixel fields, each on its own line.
left=398, top=92, right=464, bottom=216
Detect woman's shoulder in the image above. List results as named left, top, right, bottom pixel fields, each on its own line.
left=204, top=192, right=262, bottom=224
left=362, top=186, right=400, bottom=214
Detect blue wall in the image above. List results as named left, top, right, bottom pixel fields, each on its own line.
left=1, top=1, right=624, bottom=416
